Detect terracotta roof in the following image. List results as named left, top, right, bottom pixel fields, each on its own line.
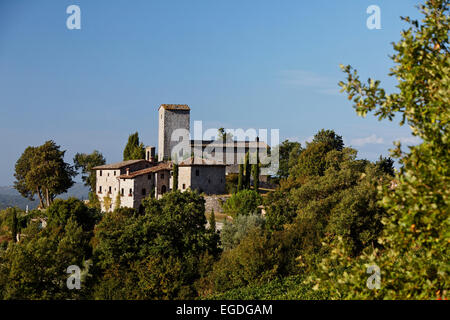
left=178, top=157, right=226, bottom=167
left=159, top=104, right=190, bottom=111
left=93, top=159, right=149, bottom=170
left=118, top=162, right=172, bottom=179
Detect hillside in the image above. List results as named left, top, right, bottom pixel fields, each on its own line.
left=0, top=183, right=90, bottom=210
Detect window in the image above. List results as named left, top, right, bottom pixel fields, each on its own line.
left=107, top=172, right=110, bottom=177
left=114, top=171, right=116, bottom=176
left=100, top=170, right=102, bottom=177
left=99, top=186, right=102, bottom=193
left=183, top=184, right=186, bottom=190
left=142, top=188, right=146, bottom=196
left=121, top=188, right=124, bottom=196
left=109, top=186, right=112, bottom=193
left=196, top=169, right=200, bottom=176
left=129, top=188, right=133, bottom=196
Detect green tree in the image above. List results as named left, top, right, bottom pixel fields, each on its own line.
left=237, top=164, right=244, bottom=192
left=220, top=213, right=265, bottom=251
left=0, top=217, right=91, bottom=299
left=312, top=129, right=344, bottom=152
left=312, top=0, right=449, bottom=299
left=251, top=150, right=260, bottom=192
left=73, top=150, right=106, bottom=192
left=173, top=163, right=179, bottom=191
left=46, top=197, right=101, bottom=233
left=244, top=152, right=251, bottom=189
left=209, top=209, right=216, bottom=231
left=222, top=189, right=263, bottom=217
left=123, top=132, right=145, bottom=161
left=92, top=191, right=220, bottom=299
left=14, top=141, right=76, bottom=208
left=277, top=140, right=302, bottom=179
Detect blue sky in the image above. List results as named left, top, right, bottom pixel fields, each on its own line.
left=0, top=0, right=422, bottom=185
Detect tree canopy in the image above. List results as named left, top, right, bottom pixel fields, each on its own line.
left=14, top=141, right=76, bottom=208
left=123, top=132, right=145, bottom=161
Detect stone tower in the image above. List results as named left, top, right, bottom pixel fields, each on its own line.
left=158, top=104, right=190, bottom=161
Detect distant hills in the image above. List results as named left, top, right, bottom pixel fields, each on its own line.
left=0, top=183, right=90, bottom=210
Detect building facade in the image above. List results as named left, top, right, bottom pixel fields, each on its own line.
left=94, top=103, right=268, bottom=212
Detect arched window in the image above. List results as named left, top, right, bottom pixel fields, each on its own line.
left=161, top=185, right=167, bottom=194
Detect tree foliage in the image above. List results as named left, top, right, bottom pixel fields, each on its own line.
left=14, top=141, right=76, bottom=208
left=123, top=132, right=145, bottom=161
left=73, top=150, right=106, bottom=192
left=311, top=0, right=450, bottom=299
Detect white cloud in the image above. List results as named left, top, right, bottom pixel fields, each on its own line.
left=279, top=69, right=341, bottom=96
left=397, top=136, right=421, bottom=144
left=351, top=134, right=384, bottom=147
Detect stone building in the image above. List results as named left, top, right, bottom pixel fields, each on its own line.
left=94, top=103, right=268, bottom=212
left=94, top=151, right=226, bottom=212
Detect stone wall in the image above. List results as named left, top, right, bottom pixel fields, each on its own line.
left=158, top=108, right=190, bottom=161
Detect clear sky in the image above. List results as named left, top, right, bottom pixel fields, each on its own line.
left=0, top=0, right=422, bottom=185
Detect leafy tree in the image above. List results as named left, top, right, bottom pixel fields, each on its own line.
left=123, top=132, right=145, bottom=161
left=312, top=129, right=344, bottom=152
left=222, top=190, right=262, bottom=217
left=10, top=209, right=18, bottom=243
left=218, top=127, right=233, bottom=142
left=14, top=141, right=76, bottom=208
left=277, top=140, right=302, bottom=179
left=209, top=209, right=216, bottom=231
left=220, top=213, right=265, bottom=251
left=375, top=156, right=395, bottom=176
left=0, top=217, right=91, bottom=299
left=46, top=197, right=101, bottom=233
left=312, top=0, right=449, bottom=299
left=92, top=191, right=220, bottom=299
left=73, top=150, right=106, bottom=192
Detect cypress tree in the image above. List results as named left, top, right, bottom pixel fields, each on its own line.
left=209, top=208, right=216, bottom=231
left=252, top=151, right=260, bottom=193
left=173, top=163, right=179, bottom=191
left=11, top=209, right=18, bottom=243
left=237, top=164, right=244, bottom=192
left=244, top=152, right=251, bottom=189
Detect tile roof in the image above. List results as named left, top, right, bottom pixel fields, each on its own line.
left=159, top=104, right=190, bottom=111
left=92, top=159, right=149, bottom=170
left=118, top=162, right=173, bottom=179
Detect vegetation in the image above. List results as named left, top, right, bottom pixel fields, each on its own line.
left=14, top=140, right=76, bottom=209
left=123, top=132, right=145, bottom=161
left=73, top=151, right=106, bottom=192
left=222, top=189, right=262, bottom=217
left=0, top=0, right=447, bottom=301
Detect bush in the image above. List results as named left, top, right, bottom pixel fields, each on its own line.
left=222, top=190, right=262, bottom=217
left=221, top=213, right=265, bottom=251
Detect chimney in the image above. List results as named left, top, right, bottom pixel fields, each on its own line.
left=145, top=146, right=156, bottom=163
left=126, top=168, right=130, bottom=176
